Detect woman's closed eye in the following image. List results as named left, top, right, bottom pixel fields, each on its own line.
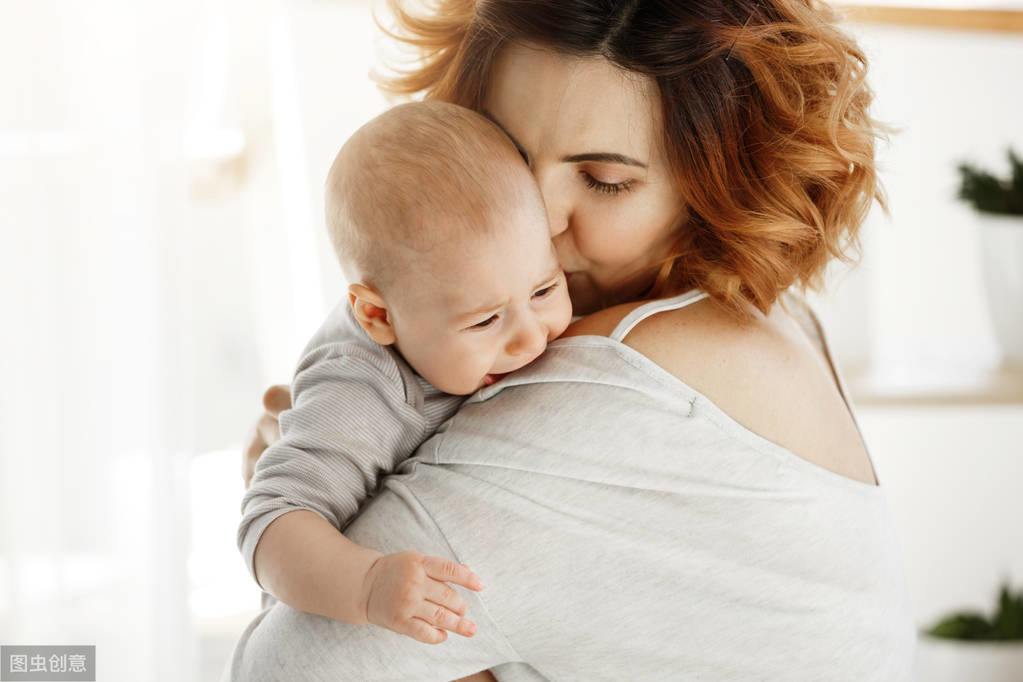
left=581, top=171, right=634, bottom=196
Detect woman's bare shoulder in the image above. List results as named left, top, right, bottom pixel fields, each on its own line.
left=559, top=296, right=761, bottom=398
left=558, top=297, right=749, bottom=380
left=559, top=299, right=672, bottom=339
left=615, top=296, right=763, bottom=384
left=608, top=296, right=878, bottom=486
left=560, top=295, right=801, bottom=386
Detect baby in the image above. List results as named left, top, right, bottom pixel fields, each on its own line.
left=238, top=101, right=573, bottom=645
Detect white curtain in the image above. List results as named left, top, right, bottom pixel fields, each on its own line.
left=1, top=0, right=199, bottom=676
left=0, top=0, right=389, bottom=678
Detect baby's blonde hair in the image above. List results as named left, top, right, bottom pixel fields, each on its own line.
left=325, top=101, right=532, bottom=295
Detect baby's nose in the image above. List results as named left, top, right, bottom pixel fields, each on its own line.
left=507, top=319, right=547, bottom=359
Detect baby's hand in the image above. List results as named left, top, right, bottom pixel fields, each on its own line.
left=362, top=551, right=485, bottom=644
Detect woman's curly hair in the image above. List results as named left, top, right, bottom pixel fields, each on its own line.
left=376, top=0, right=888, bottom=318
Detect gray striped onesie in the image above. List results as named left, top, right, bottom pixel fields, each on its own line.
left=238, top=299, right=467, bottom=587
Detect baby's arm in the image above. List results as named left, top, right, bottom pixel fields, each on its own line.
left=254, top=508, right=483, bottom=643
left=239, top=332, right=479, bottom=643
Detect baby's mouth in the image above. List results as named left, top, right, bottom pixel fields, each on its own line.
left=482, top=372, right=509, bottom=386
left=484, top=347, right=549, bottom=386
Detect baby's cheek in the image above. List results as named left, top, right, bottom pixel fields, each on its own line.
left=557, top=290, right=574, bottom=331
left=448, top=348, right=488, bottom=393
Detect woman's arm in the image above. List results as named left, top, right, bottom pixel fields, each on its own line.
left=242, top=385, right=290, bottom=489
left=455, top=673, right=498, bottom=682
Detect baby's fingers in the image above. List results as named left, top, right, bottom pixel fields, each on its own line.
left=404, top=618, right=448, bottom=645
left=422, top=557, right=485, bottom=591
left=415, top=602, right=478, bottom=639
left=425, top=579, right=468, bottom=617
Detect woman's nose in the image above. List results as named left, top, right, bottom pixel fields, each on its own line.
left=545, top=200, right=569, bottom=239
left=534, top=167, right=569, bottom=238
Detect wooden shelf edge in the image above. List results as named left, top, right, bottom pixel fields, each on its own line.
left=845, top=364, right=1023, bottom=406
left=839, top=5, right=1023, bottom=32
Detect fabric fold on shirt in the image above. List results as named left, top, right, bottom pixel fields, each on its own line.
left=387, top=333, right=916, bottom=680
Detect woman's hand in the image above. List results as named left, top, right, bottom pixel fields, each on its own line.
left=242, top=384, right=292, bottom=488
left=361, top=551, right=485, bottom=644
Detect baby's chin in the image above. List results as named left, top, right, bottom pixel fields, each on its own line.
left=443, top=372, right=507, bottom=395
left=464, top=370, right=512, bottom=393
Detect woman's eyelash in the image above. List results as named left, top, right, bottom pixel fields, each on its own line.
left=582, top=172, right=634, bottom=195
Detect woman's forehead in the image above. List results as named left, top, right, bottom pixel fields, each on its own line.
left=483, top=42, right=663, bottom=163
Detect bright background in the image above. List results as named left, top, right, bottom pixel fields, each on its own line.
left=1, top=1, right=1021, bottom=680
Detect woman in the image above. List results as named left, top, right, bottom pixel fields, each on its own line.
left=228, top=0, right=915, bottom=679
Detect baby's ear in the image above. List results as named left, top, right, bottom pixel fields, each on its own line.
left=348, top=283, right=397, bottom=345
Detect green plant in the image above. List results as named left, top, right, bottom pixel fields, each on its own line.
left=956, top=148, right=1023, bottom=216
left=925, top=578, right=1023, bottom=641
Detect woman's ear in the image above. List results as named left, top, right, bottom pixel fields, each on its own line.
left=348, top=283, right=398, bottom=345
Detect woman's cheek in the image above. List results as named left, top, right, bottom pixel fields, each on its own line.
left=576, top=202, right=635, bottom=263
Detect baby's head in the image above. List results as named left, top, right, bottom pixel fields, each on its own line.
left=325, top=101, right=573, bottom=395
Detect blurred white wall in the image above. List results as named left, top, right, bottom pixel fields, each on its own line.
left=812, top=16, right=1023, bottom=668
left=810, top=19, right=1023, bottom=377
left=859, top=405, right=1023, bottom=625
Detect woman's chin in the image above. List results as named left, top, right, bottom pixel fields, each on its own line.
left=567, top=277, right=602, bottom=316
left=570, top=271, right=662, bottom=315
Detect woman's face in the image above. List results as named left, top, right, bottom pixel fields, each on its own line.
left=482, top=42, right=686, bottom=315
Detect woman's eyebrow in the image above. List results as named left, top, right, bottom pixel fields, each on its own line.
left=560, top=152, right=647, bottom=168
left=480, top=109, right=647, bottom=168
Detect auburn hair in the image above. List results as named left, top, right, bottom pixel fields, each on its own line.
left=376, top=0, right=888, bottom=318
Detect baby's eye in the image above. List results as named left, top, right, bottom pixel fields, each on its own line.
left=533, top=283, right=558, bottom=298
left=471, top=315, right=498, bottom=329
